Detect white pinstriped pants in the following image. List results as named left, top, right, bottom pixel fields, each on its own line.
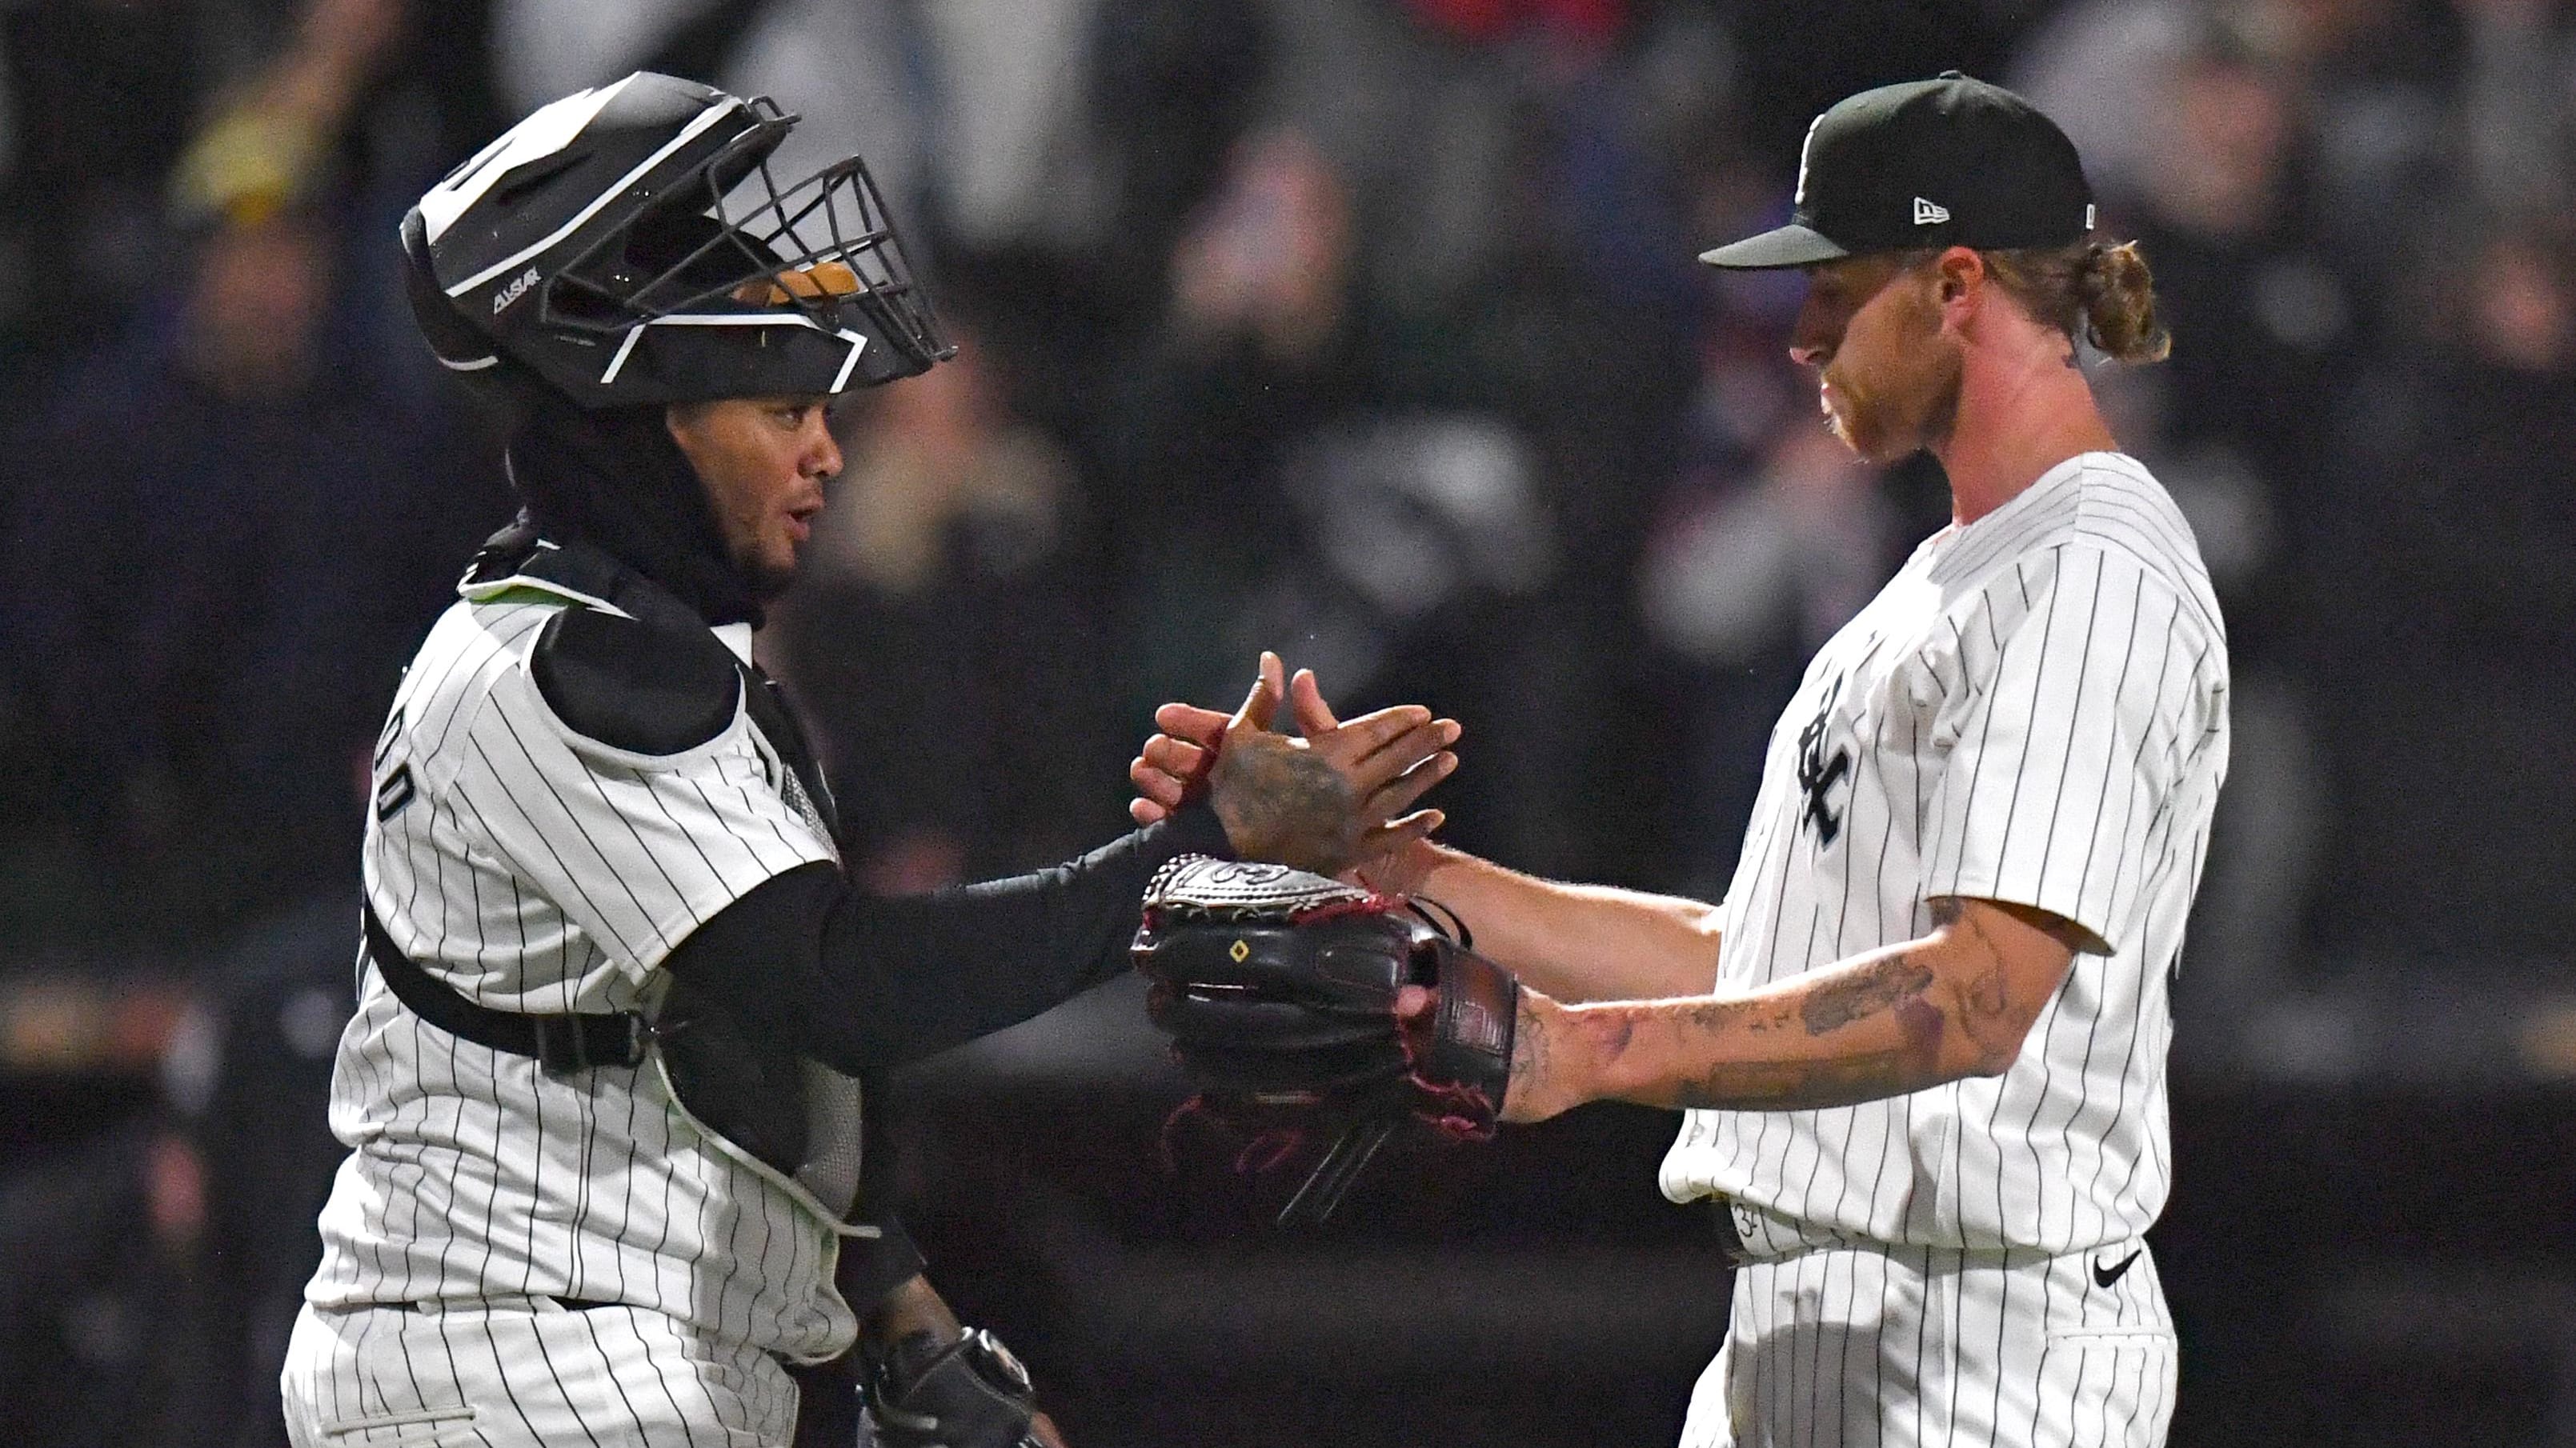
left=281, top=1299, right=803, bottom=1448
left=1680, top=1238, right=2177, bottom=1448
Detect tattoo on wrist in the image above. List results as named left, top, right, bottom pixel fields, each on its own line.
left=1510, top=998, right=1551, bottom=1094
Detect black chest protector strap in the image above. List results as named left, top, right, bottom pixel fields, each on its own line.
left=363, top=906, right=649, bottom=1074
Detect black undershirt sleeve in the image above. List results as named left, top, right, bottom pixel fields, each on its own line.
left=663, top=802, right=1236, bottom=1074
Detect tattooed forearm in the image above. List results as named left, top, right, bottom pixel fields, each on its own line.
left=1665, top=983, right=1948, bottom=1111
left=1673, top=1050, right=1921, bottom=1110
left=1678, top=996, right=1797, bottom=1038
left=1798, top=954, right=1934, bottom=1036
left=1576, top=899, right=2078, bottom=1117
left=1208, top=734, right=1359, bottom=872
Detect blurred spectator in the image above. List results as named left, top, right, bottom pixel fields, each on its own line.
left=0, top=0, right=508, bottom=946
left=2305, top=223, right=2576, bottom=966
left=2081, top=28, right=2344, bottom=1020
left=494, top=0, right=921, bottom=210
left=0, top=0, right=204, bottom=359
left=0, top=198, right=499, bottom=946
left=2010, top=0, right=2202, bottom=210
left=166, top=0, right=404, bottom=229
left=1638, top=422, right=1892, bottom=895
left=1095, top=126, right=1621, bottom=871
left=0, top=1122, right=211, bottom=1448
left=1092, top=129, right=1372, bottom=714
left=165, top=895, right=358, bottom=1448
left=2453, top=0, right=2576, bottom=217
left=948, top=0, right=1274, bottom=438
left=0, top=895, right=348, bottom=1448
left=2201, top=1, right=2458, bottom=282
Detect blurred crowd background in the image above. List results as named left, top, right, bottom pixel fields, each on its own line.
left=1, top=0, right=2572, bottom=1443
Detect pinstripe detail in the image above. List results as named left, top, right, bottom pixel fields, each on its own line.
left=282, top=1302, right=796, bottom=1446
left=1661, top=456, right=2228, bottom=1260
left=1681, top=1244, right=2173, bottom=1446
left=304, top=583, right=861, bottom=1417
left=1664, top=455, right=2217, bottom=1447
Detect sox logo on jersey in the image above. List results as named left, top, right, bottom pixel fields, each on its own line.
left=1796, top=675, right=1855, bottom=846
left=1667, top=452, right=2229, bottom=1448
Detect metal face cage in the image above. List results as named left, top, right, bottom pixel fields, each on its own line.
left=543, top=98, right=953, bottom=378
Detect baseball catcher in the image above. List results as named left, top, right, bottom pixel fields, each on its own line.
left=282, top=70, right=1460, bottom=1448
left=1133, top=854, right=1524, bottom=1222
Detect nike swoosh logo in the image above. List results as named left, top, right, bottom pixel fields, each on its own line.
left=2092, top=1249, right=2143, bottom=1289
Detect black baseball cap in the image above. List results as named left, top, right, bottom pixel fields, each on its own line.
left=1701, top=72, right=2094, bottom=270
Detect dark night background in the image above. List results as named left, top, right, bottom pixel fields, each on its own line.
left=2, top=0, right=2572, bottom=1443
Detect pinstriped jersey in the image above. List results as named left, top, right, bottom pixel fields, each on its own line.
left=1660, top=453, right=2229, bottom=1254
left=305, top=565, right=858, bottom=1361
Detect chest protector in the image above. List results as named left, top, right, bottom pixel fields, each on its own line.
left=367, top=525, right=875, bottom=1236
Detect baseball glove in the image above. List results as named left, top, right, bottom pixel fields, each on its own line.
left=1132, top=855, right=1522, bottom=1222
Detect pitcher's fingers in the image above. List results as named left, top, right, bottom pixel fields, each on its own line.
left=1131, top=796, right=1171, bottom=825
left=1129, top=755, right=1191, bottom=808
left=1228, top=673, right=1276, bottom=734
left=1228, top=652, right=1287, bottom=734
left=1289, top=668, right=1340, bottom=738
left=1317, top=702, right=1436, bottom=766
left=1140, top=734, right=1208, bottom=779
left=1345, top=718, right=1454, bottom=791
left=1356, top=715, right=1460, bottom=769
left=1364, top=750, right=1457, bottom=820
left=1358, top=808, right=1445, bottom=858
left=1154, top=701, right=1230, bottom=746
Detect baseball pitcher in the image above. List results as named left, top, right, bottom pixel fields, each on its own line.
left=1133, top=74, right=2226, bottom=1448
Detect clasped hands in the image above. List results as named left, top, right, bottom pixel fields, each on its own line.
left=1129, top=654, right=1595, bottom=1126
left=1128, top=651, right=1456, bottom=884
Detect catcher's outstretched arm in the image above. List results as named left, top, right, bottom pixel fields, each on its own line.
left=1497, top=895, right=2086, bottom=1123
left=666, top=804, right=1236, bottom=1072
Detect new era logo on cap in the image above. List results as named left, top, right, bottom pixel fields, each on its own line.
left=1700, top=72, right=2094, bottom=270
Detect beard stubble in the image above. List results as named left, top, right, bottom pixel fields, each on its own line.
left=1822, top=281, right=1963, bottom=464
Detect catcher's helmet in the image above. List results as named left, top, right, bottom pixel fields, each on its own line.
left=401, top=71, right=951, bottom=406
